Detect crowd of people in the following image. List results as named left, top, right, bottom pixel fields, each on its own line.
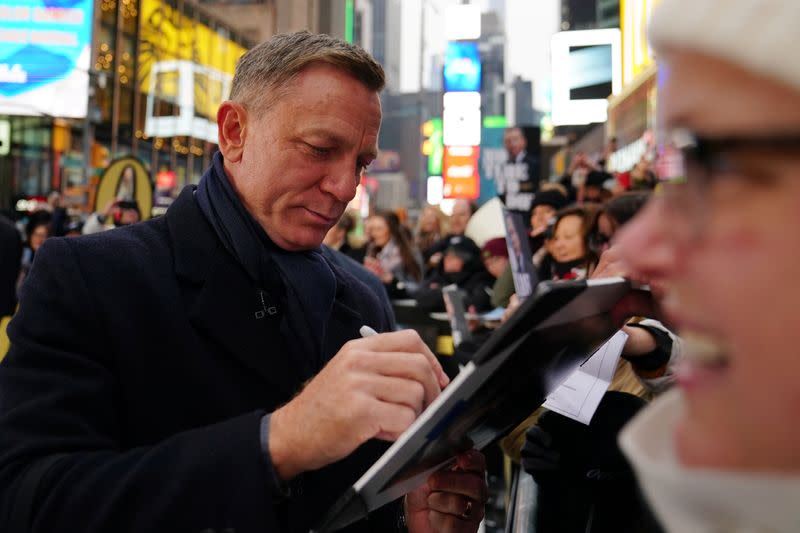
left=0, top=193, right=142, bottom=330
left=320, top=167, right=661, bottom=326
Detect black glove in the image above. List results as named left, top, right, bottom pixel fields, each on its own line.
left=521, top=425, right=560, bottom=475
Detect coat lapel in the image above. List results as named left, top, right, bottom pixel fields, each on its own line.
left=321, top=263, right=369, bottom=361
left=166, top=187, right=302, bottom=398
left=187, top=257, right=302, bottom=398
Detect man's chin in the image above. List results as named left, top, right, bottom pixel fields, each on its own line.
left=272, top=230, right=326, bottom=252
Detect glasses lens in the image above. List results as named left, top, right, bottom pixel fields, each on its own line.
left=658, top=128, right=698, bottom=185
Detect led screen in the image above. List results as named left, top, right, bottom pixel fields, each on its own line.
left=568, top=44, right=612, bottom=100
left=443, top=41, right=481, bottom=93
left=551, top=29, right=621, bottom=126
left=0, top=0, right=94, bottom=117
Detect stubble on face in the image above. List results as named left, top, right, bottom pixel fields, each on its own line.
left=228, top=64, right=381, bottom=251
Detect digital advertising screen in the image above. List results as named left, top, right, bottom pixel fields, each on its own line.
left=139, top=0, right=246, bottom=143
left=443, top=145, right=480, bottom=200
left=443, top=41, right=481, bottom=93
left=551, top=29, right=621, bottom=126
left=568, top=44, right=612, bottom=100
left=0, top=0, right=94, bottom=118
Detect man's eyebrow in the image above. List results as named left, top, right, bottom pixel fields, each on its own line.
left=300, top=128, right=346, bottom=145
left=301, top=128, right=378, bottom=160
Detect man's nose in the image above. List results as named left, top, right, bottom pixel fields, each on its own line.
left=320, top=163, right=359, bottom=203
left=614, top=196, right=681, bottom=281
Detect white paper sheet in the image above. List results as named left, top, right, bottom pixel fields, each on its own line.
left=543, top=330, right=628, bottom=425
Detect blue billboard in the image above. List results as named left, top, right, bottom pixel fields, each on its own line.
left=443, top=41, right=481, bottom=93
left=0, top=0, right=94, bottom=118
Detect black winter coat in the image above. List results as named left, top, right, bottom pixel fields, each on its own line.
left=0, top=187, right=401, bottom=533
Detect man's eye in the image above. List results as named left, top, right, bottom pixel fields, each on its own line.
left=308, top=144, right=332, bottom=156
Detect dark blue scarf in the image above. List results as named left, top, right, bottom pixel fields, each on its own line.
left=195, top=152, right=337, bottom=371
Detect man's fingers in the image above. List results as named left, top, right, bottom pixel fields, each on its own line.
left=355, top=330, right=450, bottom=388
left=355, top=351, right=441, bottom=407
left=363, top=374, right=426, bottom=416
left=369, top=400, right=418, bottom=441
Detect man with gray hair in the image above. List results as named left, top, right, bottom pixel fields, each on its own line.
left=613, top=0, right=800, bottom=531
left=0, top=32, right=486, bottom=533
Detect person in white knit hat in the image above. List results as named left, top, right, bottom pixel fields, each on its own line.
left=613, top=0, right=800, bottom=531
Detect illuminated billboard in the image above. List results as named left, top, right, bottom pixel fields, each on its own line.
left=139, top=0, right=246, bottom=143
left=0, top=0, right=94, bottom=117
left=551, top=29, right=621, bottom=126
left=621, top=0, right=661, bottom=84
left=444, top=41, right=481, bottom=93
left=444, top=4, right=481, bottom=41
left=443, top=91, right=481, bottom=147
left=443, top=145, right=479, bottom=200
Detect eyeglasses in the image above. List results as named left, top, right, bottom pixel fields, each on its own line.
left=658, top=128, right=800, bottom=240
left=664, top=128, right=800, bottom=181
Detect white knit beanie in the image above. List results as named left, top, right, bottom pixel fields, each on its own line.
left=649, top=0, right=800, bottom=91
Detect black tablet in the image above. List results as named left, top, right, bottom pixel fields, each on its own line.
left=312, top=277, right=647, bottom=533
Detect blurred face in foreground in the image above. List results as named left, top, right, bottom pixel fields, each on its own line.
left=615, top=49, right=800, bottom=472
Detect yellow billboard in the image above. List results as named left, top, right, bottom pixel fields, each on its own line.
left=138, top=0, right=246, bottom=124
left=620, top=0, right=661, bottom=85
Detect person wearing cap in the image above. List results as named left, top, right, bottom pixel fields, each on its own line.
left=417, top=239, right=495, bottom=313
left=490, top=188, right=569, bottom=309
left=424, top=199, right=480, bottom=274
left=63, top=220, right=84, bottom=238
left=611, top=1, right=800, bottom=531
left=82, top=199, right=142, bottom=234
left=480, top=238, right=509, bottom=281
left=582, top=171, right=614, bottom=204
left=529, top=187, right=569, bottom=249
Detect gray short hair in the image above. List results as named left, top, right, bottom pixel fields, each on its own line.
left=229, top=31, right=385, bottom=112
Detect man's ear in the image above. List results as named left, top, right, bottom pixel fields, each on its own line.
left=217, top=101, right=247, bottom=163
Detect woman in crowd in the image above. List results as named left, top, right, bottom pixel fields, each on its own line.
left=17, top=212, right=51, bottom=293
left=415, top=205, right=446, bottom=263
left=538, top=205, right=600, bottom=282
left=363, top=211, right=423, bottom=297
left=322, top=212, right=364, bottom=262
left=590, top=191, right=652, bottom=256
